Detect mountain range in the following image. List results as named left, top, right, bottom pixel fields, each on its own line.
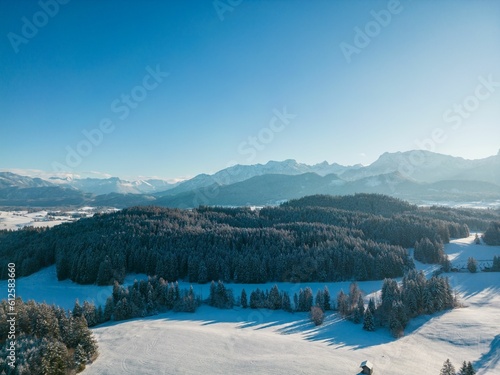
left=1, top=150, right=499, bottom=208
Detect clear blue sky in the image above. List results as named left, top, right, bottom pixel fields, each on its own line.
left=1, top=0, right=499, bottom=180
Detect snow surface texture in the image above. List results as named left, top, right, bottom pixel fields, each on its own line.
left=2, top=236, right=499, bottom=374
left=0, top=208, right=118, bottom=231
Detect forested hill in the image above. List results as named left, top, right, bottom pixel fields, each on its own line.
left=0, top=194, right=477, bottom=285
left=283, top=194, right=418, bottom=216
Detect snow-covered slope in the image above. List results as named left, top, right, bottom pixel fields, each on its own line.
left=1, top=236, right=498, bottom=374
left=83, top=270, right=500, bottom=375
left=85, top=235, right=496, bottom=375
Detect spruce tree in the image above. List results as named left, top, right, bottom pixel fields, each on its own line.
left=467, top=257, right=478, bottom=273
left=466, top=361, right=475, bottom=375
left=363, top=308, right=375, bottom=331
left=458, top=361, right=467, bottom=375
left=103, top=296, right=114, bottom=321
left=74, top=343, right=87, bottom=372
left=41, top=340, right=69, bottom=375
left=368, top=297, right=376, bottom=315
left=440, top=359, right=456, bottom=375
left=323, top=286, right=331, bottom=311
left=240, top=289, right=248, bottom=308
left=282, top=291, right=292, bottom=312
left=337, top=290, right=348, bottom=317
left=268, top=285, right=282, bottom=310
left=72, top=300, right=83, bottom=318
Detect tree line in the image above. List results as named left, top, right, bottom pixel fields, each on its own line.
left=0, top=194, right=474, bottom=286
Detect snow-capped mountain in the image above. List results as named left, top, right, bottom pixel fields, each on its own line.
left=160, top=159, right=362, bottom=196
left=1, top=150, right=499, bottom=208
left=340, top=150, right=500, bottom=185
left=0, top=172, right=55, bottom=189
left=48, top=176, right=176, bottom=195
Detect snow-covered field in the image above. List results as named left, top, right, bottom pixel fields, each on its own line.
left=2, top=235, right=499, bottom=374
left=0, top=208, right=119, bottom=231
left=0, top=210, right=75, bottom=230
left=0, top=266, right=147, bottom=310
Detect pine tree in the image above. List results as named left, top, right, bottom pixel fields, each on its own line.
left=103, top=296, right=114, bottom=321
left=303, top=287, right=313, bottom=312
left=466, top=361, right=475, bottom=375
left=209, top=281, right=216, bottom=306
left=368, top=297, right=376, bottom=315
left=240, top=289, right=248, bottom=308
left=268, top=285, right=282, bottom=310
left=82, top=301, right=97, bottom=327
left=41, top=340, right=69, bottom=375
left=74, top=343, right=87, bottom=372
left=467, top=257, right=478, bottom=273
left=458, top=361, right=467, bottom=375
left=282, top=291, right=292, bottom=312
left=323, top=286, right=331, bottom=311
left=337, top=290, right=348, bottom=317
left=73, top=299, right=83, bottom=318
left=363, top=308, right=375, bottom=331
left=440, top=359, right=456, bottom=375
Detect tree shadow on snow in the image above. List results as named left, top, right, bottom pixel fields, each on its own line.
left=94, top=304, right=456, bottom=351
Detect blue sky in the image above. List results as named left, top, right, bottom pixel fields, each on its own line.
left=1, top=0, right=499, bottom=180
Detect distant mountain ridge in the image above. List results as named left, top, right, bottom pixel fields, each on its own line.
left=1, top=150, right=499, bottom=208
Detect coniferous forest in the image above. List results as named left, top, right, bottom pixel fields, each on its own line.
left=1, top=194, right=499, bottom=373
left=0, top=299, right=98, bottom=375
left=0, top=194, right=477, bottom=285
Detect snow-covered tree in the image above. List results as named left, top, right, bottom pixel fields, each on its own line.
left=467, top=257, right=478, bottom=273
left=440, top=359, right=456, bottom=375
left=363, top=308, right=375, bottom=331
left=310, top=306, right=324, bottom=326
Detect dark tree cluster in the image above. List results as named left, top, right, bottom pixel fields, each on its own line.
left=336, top=283, right=365, bottom=324
left=209, top=280, right=234, bottom=309
left=379, top=271, right=455, bottom=337
left=483, top=221, right=500, bottom=245
left=108, top=277, right=200, bottom=321
left=414, top=237, right=446, bottom=264
left=335, top=272, right=455, bottom=337
left=240, top=285, right=329, bottom=315
left=283, top=193, right=418, bottom=217
left=0, top=299, right=98, bottom=375
left=419, top=206, right=500, bottom=232
left=0, top=194, right=473, bottom=286
left=247, top=285, right=292, bottom=311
